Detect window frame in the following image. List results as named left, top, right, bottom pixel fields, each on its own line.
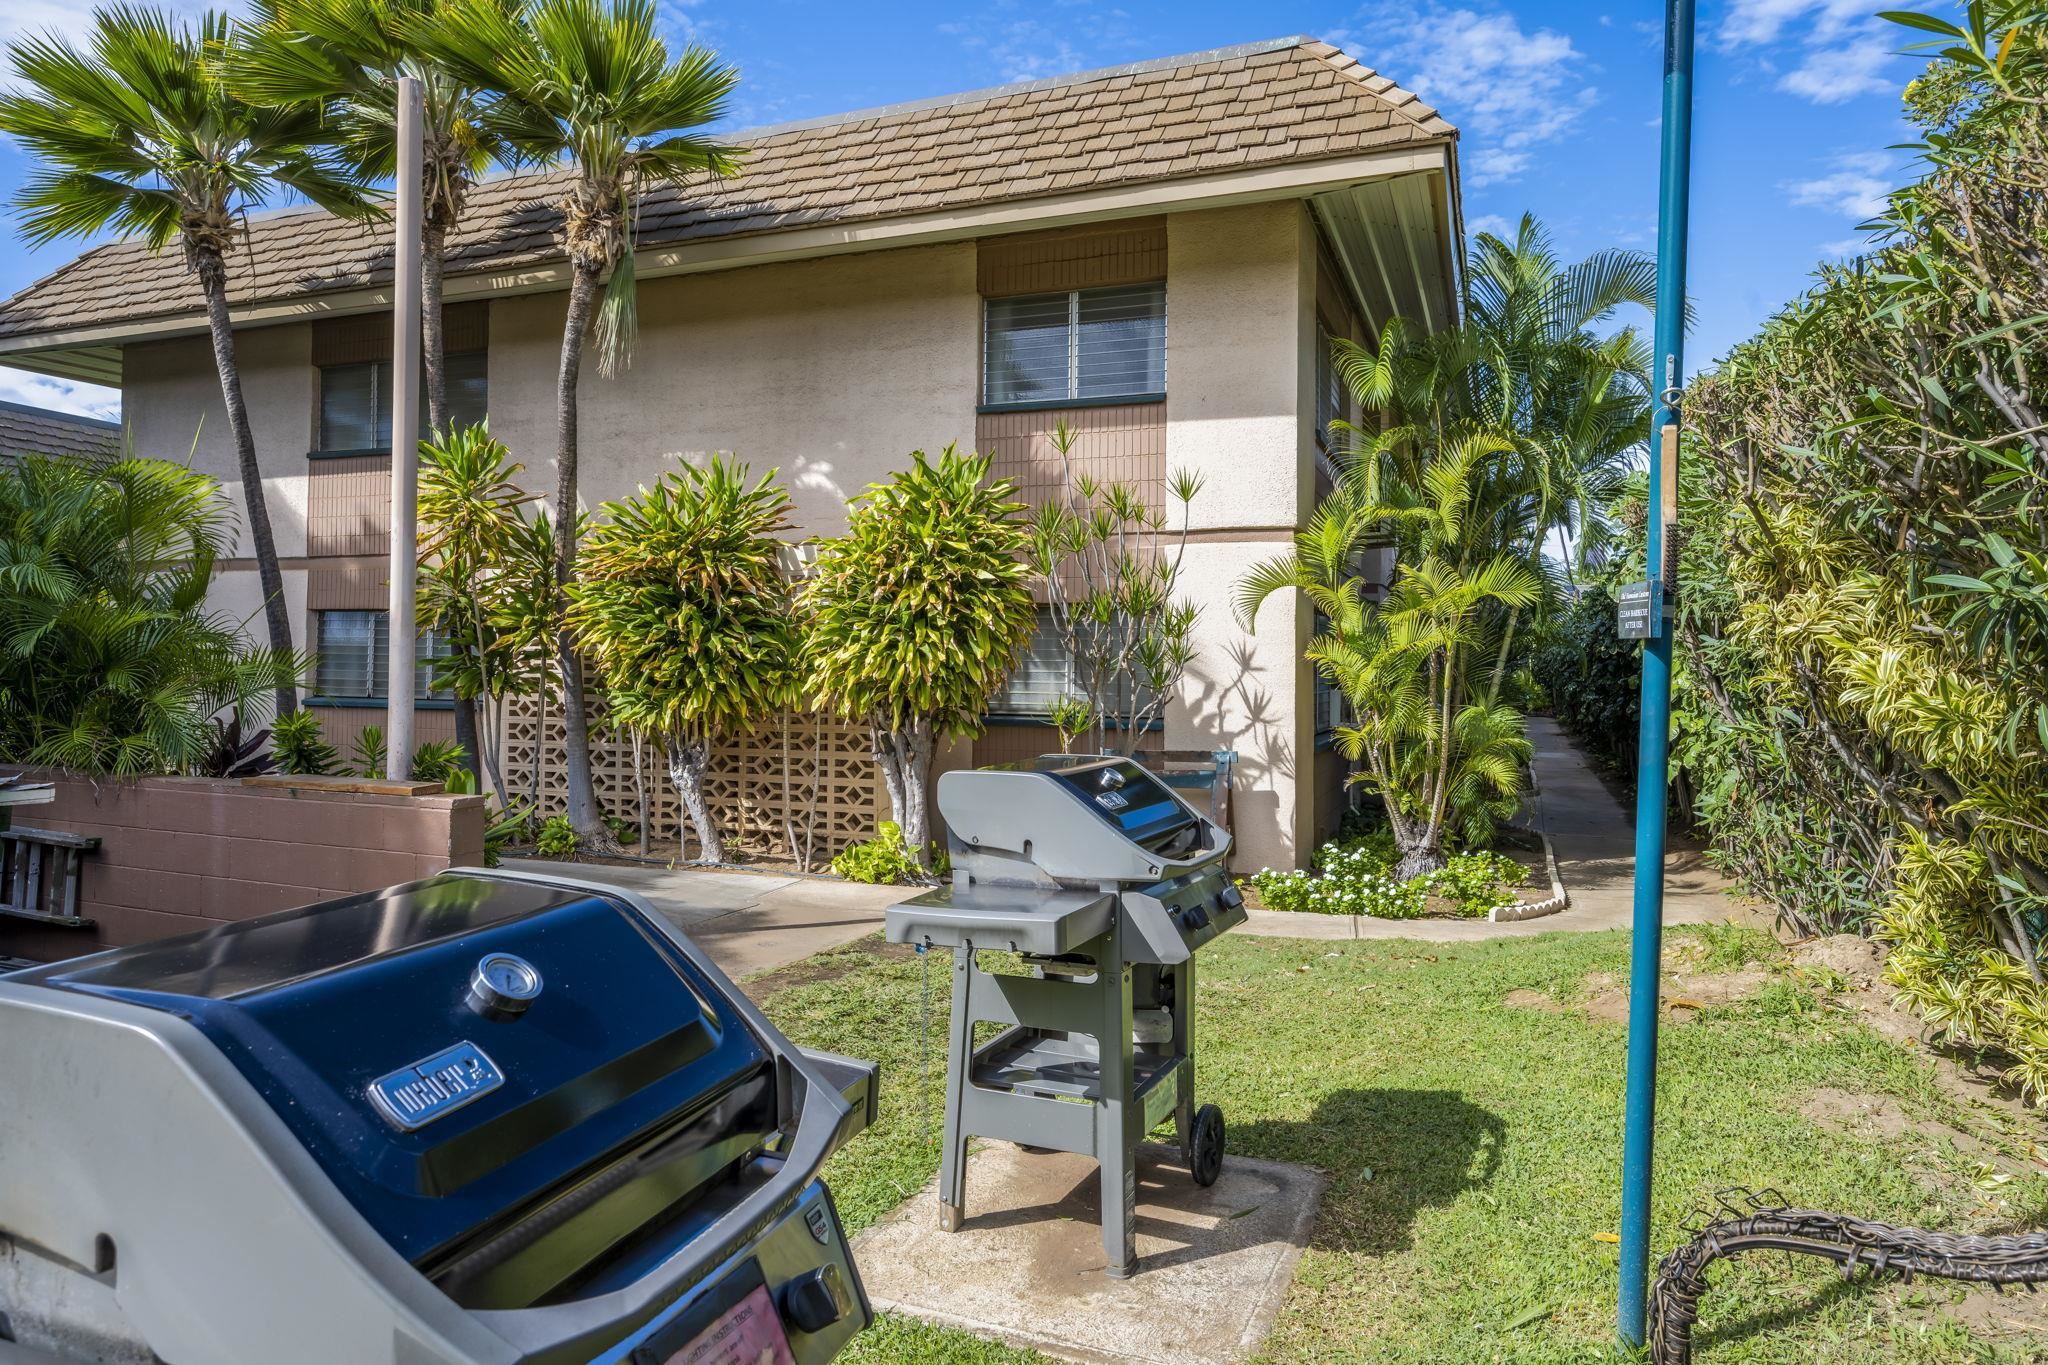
left=978, top=282, right=1167, bottom=414
left=307, top=609, right=458, bottom=708
left=310, top=350, right=489, bottom=460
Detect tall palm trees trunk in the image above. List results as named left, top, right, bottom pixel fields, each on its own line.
left=552, top=257, right=612, bottom=848
left=194, top=242, right=297, bottom=720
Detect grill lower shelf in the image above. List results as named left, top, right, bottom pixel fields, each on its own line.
left=970, top=1029, right=1178, bottom=1102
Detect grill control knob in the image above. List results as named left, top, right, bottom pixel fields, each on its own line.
left=1219, top=884, right=1245, bottom=910
left=782, top=1262, right=851, bottom=1335
left=468, top=953, right=542, bottom=1018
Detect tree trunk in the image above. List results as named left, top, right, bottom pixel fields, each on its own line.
left=422, top=219, right=449, bottom=438
left=453, top=694, right=482, bottom=791
left=1394, top=836, right=1443, bottom=881
left=553, top=259, right=615, bottom=851
left=872, top=718, right=936, bottom=866
left=195, top=246, right=297, bottom=719
left=668, top=734, right=720, bottom=864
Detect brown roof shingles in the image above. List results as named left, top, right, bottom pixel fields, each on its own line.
left=0, top=401, right=120, bottom=457
left=0, top=37, right=1452, bottom=344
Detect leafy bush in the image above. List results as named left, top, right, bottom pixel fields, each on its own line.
left=0, top=454, right=300, bottom=775
left=830, top=822, right=929, bottom=885
left=1252, top=842, right=1526, bottom=919
left=1669, top=11, right=2048, bottom=1101
left=270, top=709, right=339, bottom=775
left=352, top=724, right=387, bottom=779
left=196, top=712, right=274, bottom=778
left=480, top=803, right=531, bottom=868
left=1426, top=851, right=1529, bottom=918
left=408, top=740, right=467, bottom=786
left=535, top=815, right=577, bottom=858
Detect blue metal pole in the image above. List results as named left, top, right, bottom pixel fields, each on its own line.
left=1618, top=0, right=1695, bottom=1348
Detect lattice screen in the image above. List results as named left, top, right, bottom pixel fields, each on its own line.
left=499, top=694, right=886, bottom=861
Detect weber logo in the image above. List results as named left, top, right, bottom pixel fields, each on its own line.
left=1095, top=791, right=1129, bottom=812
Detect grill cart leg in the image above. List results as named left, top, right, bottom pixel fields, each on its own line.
left=938, top=944, right=974, bottom=1232
left=1100, top=959, right=1138, bottom=1277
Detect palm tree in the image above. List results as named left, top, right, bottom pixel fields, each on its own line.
left=1237, top=459, right=1539, bottom=877
left=230, top=0, right=511, bottom=436
left=0, top=6, right=375, bottom=718
left=0, top=452, right=303, bottom=775
left=419, top=0, right=741, bottom=848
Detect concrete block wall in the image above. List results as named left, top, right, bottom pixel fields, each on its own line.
left=0, top=773, right=486, bottom=962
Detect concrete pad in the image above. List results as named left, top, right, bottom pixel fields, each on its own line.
left=504, top=857, right=912, bottom=977
left=855, top=1142, right=1324, bottom=1365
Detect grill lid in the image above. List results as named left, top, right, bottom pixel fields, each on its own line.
left=13, top=875, right=773, bottom=1266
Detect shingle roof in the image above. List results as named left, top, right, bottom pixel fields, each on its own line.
left=0, top=401, right=120, bottom=457
left=0, top=36, right=1453, bottom=346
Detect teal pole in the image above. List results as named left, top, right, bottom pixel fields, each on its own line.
left=1619, top=0, right=1695, bottom=1348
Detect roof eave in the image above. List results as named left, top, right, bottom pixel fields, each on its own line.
left=0, top=141, right=1456, bottom=364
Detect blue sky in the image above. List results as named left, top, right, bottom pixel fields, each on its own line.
left=0, top=0, right=1931, bottom=420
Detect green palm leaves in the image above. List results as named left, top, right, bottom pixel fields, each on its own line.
left=0, top=5, right=375, bottom=254
left=417, top=0, right=740, bottom=374
left=0, top=454, right=301, bottom=775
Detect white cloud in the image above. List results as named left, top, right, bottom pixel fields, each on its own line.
left=1349, top=4, right=1597, bottom=188
left=1784, top=150, right=1894, bottom=219
left=1820, top=235, right=1872, bottom=259
left=941, top=3, right=1136, bottom=84
left=1468, top=213, right=1514, bottom=240
left=0, top=368, right=120, bottom=423
left=1716, top=0, right=1922, bottom=104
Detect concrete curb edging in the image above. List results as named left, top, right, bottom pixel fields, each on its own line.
left=1489, top=824, right=1570, bottom=924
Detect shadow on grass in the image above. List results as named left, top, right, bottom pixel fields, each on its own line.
left=1688, top=1274, right=1862, bottom=1354
left=1235, top=1087, right=1506, bottom=1256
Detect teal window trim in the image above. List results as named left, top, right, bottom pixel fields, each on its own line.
left=975, top=392, right=1165, bottom=416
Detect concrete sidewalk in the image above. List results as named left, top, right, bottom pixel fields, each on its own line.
left=1238, top=716, right=1741, bottom=943
left=505, top=857, right=916, bottom=978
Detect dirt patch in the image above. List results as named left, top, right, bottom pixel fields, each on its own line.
left=741, top=933, right=910, bottom=1003
left=1503, top=988, right=1564, bottom=1012
left=1941, top=1281, right=2048, bottom=1341
left=1573, top=963, right=1772, bottom=1027
left=1799, top=1086, right=2043, bottom=1210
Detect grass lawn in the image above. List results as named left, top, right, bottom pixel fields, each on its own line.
left=756, top=925, right=2048, bottom=1364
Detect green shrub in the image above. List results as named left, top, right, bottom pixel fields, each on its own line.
left=1530, top=586, right=1639, bottom=773
left=831, top=822, right=930, bottom=885
left=271, top=709, right=339, bottom=775
left=535, top=814, right=577, bottom=858
left=1251, top=842, right=1526, bottom=919
left=352, top=725, right=387, bottom=778
left=408, top=740, right=466, bottom=786
left=1425, top=851, right=1529, bottom=918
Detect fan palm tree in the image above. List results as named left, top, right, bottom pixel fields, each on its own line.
left=418, top=0, right=741, bottom=847
left=230, top=0, right=512, bottom=436
left=0, top=6, right=375, bottom=719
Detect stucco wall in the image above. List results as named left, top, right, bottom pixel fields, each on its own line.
left=1162, top=201, right=1315, bottom=870
left=123, top=326, right=316, bottom=659
left=0, top=772, right=485, bottom=962
left=485, top=241, right=981, bottom=538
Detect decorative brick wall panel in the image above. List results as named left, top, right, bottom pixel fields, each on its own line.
left=499, top=696, right=886, bottom=861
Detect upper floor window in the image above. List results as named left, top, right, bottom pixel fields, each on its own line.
left=982, top=283, right=1165, bottom=409
left=313, top=610, right=455, bottom=702
left=318, top=351, right=487, bottom=453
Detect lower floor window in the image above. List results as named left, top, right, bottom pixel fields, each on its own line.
left=989, top=606, right=1142, bottom=718
left=313, top=610, right=454, bottom=701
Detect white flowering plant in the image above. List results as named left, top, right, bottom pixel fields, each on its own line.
left=1248, top=840, right=1526, bottom=920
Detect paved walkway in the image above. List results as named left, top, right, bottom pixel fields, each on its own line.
left=506, top=858, right=916, bottom=978
left=1238, top=716, right=1740, bottom=942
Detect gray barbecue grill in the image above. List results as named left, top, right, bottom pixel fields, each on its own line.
left=885, top=756, right=1244, bottom=1277
left=0, top=867, right=877, bottom=1365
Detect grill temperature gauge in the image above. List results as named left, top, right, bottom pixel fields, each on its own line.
left=468, top=953, right=542, bottom=1018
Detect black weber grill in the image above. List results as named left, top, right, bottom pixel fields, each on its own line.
left=0, top=868, right=876, bottom=1365
left=884, top=757, right=1244, bottom=1277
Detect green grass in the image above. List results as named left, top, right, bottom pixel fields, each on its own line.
left=757, top=930, right=2048, bottom=1364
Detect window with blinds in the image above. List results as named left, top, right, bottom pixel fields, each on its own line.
left=982, top=283, right=1165, bottom=408
left=318, top=351, right=488, bottom=452
left=989, top=607, right=1145, bottom=717
left=313, top=611, right=455, bottom=701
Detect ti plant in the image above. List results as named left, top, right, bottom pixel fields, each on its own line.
left=566, top=457, right=800, bottom=864
left=1027, top=420, right=1203, bottom=758
left=805, top=445, right=1037, bottom=864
